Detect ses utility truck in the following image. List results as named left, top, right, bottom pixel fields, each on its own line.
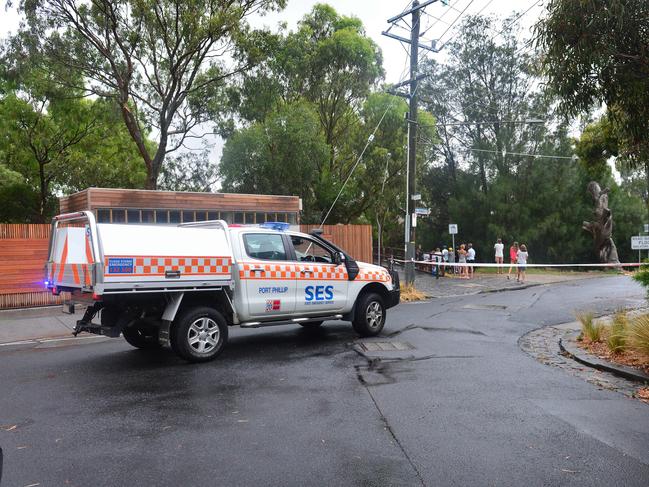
left=45, top=212, right=400, bottom=363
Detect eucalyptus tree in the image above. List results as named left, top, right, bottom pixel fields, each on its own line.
left=13, top=0, right=286, bottom=188
left=537, top=0, right=649, bottom=198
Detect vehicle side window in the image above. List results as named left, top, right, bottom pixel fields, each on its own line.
left=243, top=233, right=288, bottom=261
left=291, top=236, right=333, bottom=264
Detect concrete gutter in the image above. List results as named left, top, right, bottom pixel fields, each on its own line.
left=559, top=333, right=649, bottom=383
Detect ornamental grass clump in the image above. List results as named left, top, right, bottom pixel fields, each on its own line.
left=626, top=315, right=649, bottom=360
left=606, top=311, right=628, bottom=354
left=576, top=311, right=603, bottom=343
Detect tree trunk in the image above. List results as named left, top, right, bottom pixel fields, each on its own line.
left=38, top=161, right=48, bottom=223
left=119, top=102, right=155, bottom=188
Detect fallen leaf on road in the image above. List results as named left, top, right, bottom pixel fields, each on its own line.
left=237, top=419, right=249, bottom=423
left=17, top=445, right=28, bottom=449
left=3, top=424, right=17, bottom=431
left=24, top=483, right=41, bottom=487
left=561, top=469, right=578, bottom=474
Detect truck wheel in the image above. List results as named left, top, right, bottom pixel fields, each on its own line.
left=299, top=321, right=323, bottom=329
left=122, top=320, right=161, bottom=349
left=352, top=293, right=386, bottom=337
left=171, top=307, right=228, bottom=363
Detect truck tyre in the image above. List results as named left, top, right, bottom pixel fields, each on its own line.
left=171, top=307, right=228, bottom=363
left=122, top=319, right=161, bottom=349
left=352, top=292, right=386, bottom=337
left=299, top=321, right=323, bottom=329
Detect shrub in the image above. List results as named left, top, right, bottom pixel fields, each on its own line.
left=606, top=311, right=628, bottom=354
left=576, top=311, right=604, bottom=342
left=627, top=315, right=649, bottom=359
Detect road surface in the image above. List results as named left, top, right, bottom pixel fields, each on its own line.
left=0, top=275, right=647, bottom=486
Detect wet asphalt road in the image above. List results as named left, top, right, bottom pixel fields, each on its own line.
left=1, top=275, right=648, bottom=487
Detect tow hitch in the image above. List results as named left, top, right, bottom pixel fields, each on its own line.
left=72, top=303, right=119, bottom=338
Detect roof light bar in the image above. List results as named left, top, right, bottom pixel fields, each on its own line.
left=260, top=222, right=290, bottom=231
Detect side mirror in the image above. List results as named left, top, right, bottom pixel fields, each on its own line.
left=334, top=252, right=344, bottom=265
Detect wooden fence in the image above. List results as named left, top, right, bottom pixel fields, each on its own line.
left=299, top=224, right=373, bottom=264
left=0, top=224, right=65, bottom=309
left=0, top=223, right=373, bottom=309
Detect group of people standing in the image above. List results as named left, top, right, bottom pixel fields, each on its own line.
left=420, top=243, right=476, bottom=279
left=494, top=239, right=529, bottom=283
left=418, top=239, right=529, bottom=283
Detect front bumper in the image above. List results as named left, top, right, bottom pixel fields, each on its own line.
left=387, top=270, right=400, bottom=308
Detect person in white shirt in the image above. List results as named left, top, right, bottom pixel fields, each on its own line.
left=467, top=243, right=476, bottom=278
left=494, top=238, right=504, bottom=274
left=441, top=247, right=449, bottom=276
left=517, top=244, right=529, bottom=283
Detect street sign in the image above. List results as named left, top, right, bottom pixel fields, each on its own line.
left=448, top=224, right=458, bottom=235
left=411, top=193, right=421, bottom=201
left=644, top=224, right=649, bottom=233
left=411, top=213, right=417, bottom=228
left=415, top=207, right=430, bottom=216
left=631, top=235, right=649, bottom=250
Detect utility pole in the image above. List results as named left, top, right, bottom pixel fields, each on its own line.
left=406, top=1, right=420, bottom=285
left=383, top=0, right=440, bottom=285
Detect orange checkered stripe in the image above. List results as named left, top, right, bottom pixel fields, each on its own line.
left=104, top=255, right=231, bottom=276
left=238, top=262, right=348, bottom=281
left=357, top=269, right=392, bottom=282
left=239, top=263, right=297, bottom=280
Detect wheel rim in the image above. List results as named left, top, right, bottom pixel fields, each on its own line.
left=187, top=317, right=220, bottom=354
left=365, top=301, right=383, bottom=329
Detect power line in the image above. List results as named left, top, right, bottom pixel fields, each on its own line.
left=466, top=148, right=576, bottom=160
left=437, top=0, right=476, bottom=43
left=487, top=0, right=544, bottom=44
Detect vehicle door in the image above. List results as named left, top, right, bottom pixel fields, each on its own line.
left=239, top=232, right=297, bottom=318
left=290, top=235, right=348, bottom=314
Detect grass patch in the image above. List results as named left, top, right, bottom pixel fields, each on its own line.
left=576, top=311, right=604, bottom=343
left=627, top=315, right=649, bottom=359
left=400, top=284, right=427, bottom=302
left=606, top=311, right=628, bottom=354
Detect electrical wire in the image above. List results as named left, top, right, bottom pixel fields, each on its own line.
left=466, top=148, right=575, bottom=160
left=487, top=0, right=544, bottom=44
left=437, top=0, right=476, bottom=43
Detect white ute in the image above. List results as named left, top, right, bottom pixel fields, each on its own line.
left=45, top=211, right=400, bottom=362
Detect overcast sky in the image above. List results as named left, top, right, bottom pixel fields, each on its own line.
left=0, top=0, right=546, bottom=161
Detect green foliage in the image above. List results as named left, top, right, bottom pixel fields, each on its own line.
left=577, top=312, right=604, bottom=343
left=627, top=315, right=649, bottom=359
left=632, top=263, right=649, bottom=296
left=159, top=151, right=218, bottom=192
left=12, top=0, right=286, bottom=188
left=220, top=4, right=427, bottom=228
left=415, top=14, right=645, bottom=264
left=0, top=67, right=146, bottom=222
left=220, top=100, right=329, bottom=222
left=607, top=311, right=628, bottom=354
left=537, top=0, right=649, bottom=188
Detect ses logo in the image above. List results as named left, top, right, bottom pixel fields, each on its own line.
left=305, top=285, right=334, bottom=305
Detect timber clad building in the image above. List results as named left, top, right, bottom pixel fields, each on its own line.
left=60, top=188, right=301, bottom=225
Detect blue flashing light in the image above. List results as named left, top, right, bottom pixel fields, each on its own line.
left=44, top=280, right=49, bottom=287
left=260, top=222, right=290, bottom=231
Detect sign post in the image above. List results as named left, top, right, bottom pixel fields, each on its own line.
left=449, top=224, right=458, bottom=256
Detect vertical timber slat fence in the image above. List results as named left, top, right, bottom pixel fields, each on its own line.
left=0, top=224, right=65, bottom=309
left=299, top=224, right=373, bottom=264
